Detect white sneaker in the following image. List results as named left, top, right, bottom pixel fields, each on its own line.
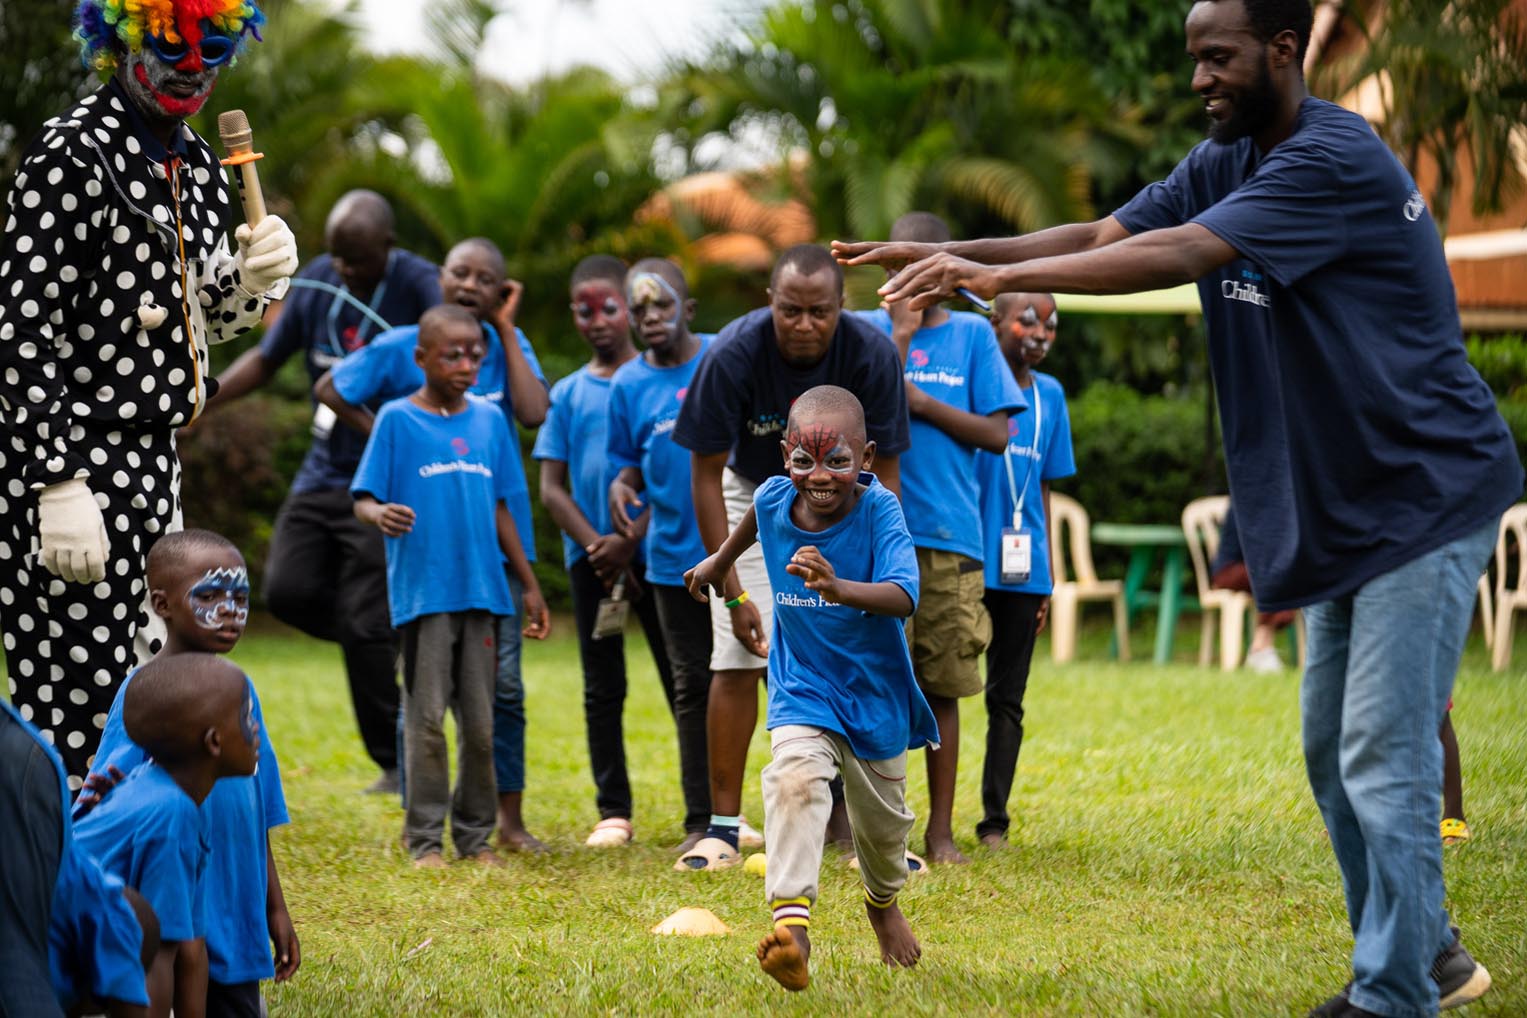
left=738, top=816, right=764, bottom=849
left=1245, top=646, right=1284, bottom=673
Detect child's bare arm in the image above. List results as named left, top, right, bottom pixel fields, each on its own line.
left=684, top=505, right=758, bottom=603
left=313, top=369, right=376, bottom=437
left=170, top=939, right=207, bottom=1018
left=266, top=834, right=300, bottom=981
left=353, top=494, right=415, bottom=537
left=787, top=545, right=914, bottom=617
left=496, top=502, right=550, bottom=639
left=607, top=465, right=652, bottom=541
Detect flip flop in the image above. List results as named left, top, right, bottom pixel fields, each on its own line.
left=585, top=817, right=633, bottom=848
left=1440, top=818, right=1472, bottom=845
left=673, top=836, right=742, bottom=871
left=847, top=852, right=927, bottom=874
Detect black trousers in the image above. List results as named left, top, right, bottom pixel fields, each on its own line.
left=264, top=486, right=398, bottom=771
left=0, top=424, right=177, bottom=784
left=569, top=556, right=673, bottom=822
left=205, top=979, right=261, bottom=1018
left=978, top=589, right=1048, bottom=838
left=651, top=583, right=713, bottom=833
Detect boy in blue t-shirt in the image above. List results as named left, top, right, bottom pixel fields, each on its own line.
left=315, top=237, right=550, bottom=852
left=353, top=305, right=549, bottom=869
left=79, top=529, right=298, bottom=1017
left=74, top=653, right=260, bottom=1018
left=532, top=255, right=674, bottom=850
left=685, top=385, right=936, bottom=992
left=858, top=212, right=1024, bottom=866
left=606, top=258, right=715, bottom=859
left=974, top=293, right=1075, bottom=850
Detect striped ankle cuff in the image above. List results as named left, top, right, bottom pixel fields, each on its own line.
left=864, top=886, right=897, bottom=910
left=772, top=897, right=811, bottom=928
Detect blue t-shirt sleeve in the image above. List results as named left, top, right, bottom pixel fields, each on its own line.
left=968, top=322, right=1026, bottom=417
left=1192, top=134, right=1349, bottom=286
left=249, top=681, right=289, bottom=829
left=605, top=378, right=641, bottom=471
left=53, top=850, right=149, bottom=1008
left=1041, top=387, right=1076, bottom=482
left=135, top=825, right=202, bottom=942
left=531, top=378, right=571, bottom=462
left=330, top=335, right=395, bottom=406
left=350, top=408, right=396, bottom=502
left=869, top=486, right=920, bottom=611
left=88, top=676, right=148, bottom=785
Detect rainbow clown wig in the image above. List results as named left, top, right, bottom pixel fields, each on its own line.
left=73, top=0, right=265, bottom=74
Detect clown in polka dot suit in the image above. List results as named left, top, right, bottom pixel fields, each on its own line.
left=0, top=0, right=298, bottom=785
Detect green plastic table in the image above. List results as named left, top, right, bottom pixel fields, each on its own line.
left=1090, top=522, right=1197, bottom=664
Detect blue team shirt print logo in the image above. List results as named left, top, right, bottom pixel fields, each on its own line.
left=451, top=437, right=470, bottom=457
left=908, top=348, right=930, bottom=368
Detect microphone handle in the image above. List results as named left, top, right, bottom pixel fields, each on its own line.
left=233, top=159, right=266, bottom=226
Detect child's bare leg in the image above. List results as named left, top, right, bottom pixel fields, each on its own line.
left=1440, top=712, right=1465, bottom=822
left=496, top=792, right=546, bottom=852
left=922, top=694, right=968, bottom=864
left=758, top=924, right=811, bottom=991
left=865, top=898, right=921, bottom=967
left=707, top=669, right=762, bottom=817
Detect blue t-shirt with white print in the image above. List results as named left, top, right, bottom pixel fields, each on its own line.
left=1114, top=97, right=1522, bottom=609
left=91, top=669, right=288, bottom=984
left=352, top=396, right=519, bottom=626
left=857, top=309, right=1025, bottom=561
left=606, top=336, right=712, bottom=585
left=330, top=321, right=544, bottom=562
left=978, top=372, right=1075, bottom=594
left=754, top=474, right=939, bottom=760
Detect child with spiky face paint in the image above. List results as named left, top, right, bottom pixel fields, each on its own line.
left=685, top=385, right=936, bottom=992
left=79, top=530, right=297, bottom=1018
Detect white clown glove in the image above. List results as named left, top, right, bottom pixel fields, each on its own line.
left=234, top=215, right=299, bottom=296
left=37, top=479, right=110, bottom=584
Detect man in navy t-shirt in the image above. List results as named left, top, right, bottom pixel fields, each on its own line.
left=208, top=190, right=441, bottom=793
left=672, top=244, right=909, bottom=864
left=837, top=3, right=1517, bottom=1015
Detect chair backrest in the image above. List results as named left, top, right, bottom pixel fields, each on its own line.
left=1181, top=495, right=1231, bottom=600
left=1049, top=492, right=1097, bottom=586
left=1498, top=502, right=1527, bottom=601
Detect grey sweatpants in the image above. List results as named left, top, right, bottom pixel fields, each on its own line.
left=401, top=611, right=497, bottom=859
left=762, top=725, right=914, bottom=924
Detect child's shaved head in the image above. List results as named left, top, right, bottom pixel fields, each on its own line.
left=123, top=654, right=247, bottom=764
left=448, top=237, right=506, bottom=277
left=417, top=304, right=480, bottom=350
left=570, top=254, right=628, bottom=293
left=786, top=385, right=866, bottom=444
left=146, top=530, right=241, bottom=589
left=627, top=257, right=689, bottom=300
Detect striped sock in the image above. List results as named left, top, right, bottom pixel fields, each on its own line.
left=705, top=815, right=740, bottom=850
left=772, top=897, right=811, bottom=928
left=864, top=886, right=897, bottom=910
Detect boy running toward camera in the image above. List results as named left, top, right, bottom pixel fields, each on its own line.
left=685, top=385, right=936, bottom=991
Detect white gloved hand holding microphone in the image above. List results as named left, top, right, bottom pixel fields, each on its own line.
left=233, top=215, right=298, bottom=297
left=37, top=478, right=109, bottom=584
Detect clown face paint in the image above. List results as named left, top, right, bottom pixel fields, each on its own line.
left=783, top=419, right=864, bottom=525
left=120, top=17, right=223, bottom=122
left=187, top=567, right=250, bottom=630
left=569, top=281, right=629, bottom=356
left=627, top=271, right=684, bottom=351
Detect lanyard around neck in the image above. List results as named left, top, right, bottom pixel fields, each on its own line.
left=323, top=249, right=395, bottom=357
left=1002, top=377, right=1043, bottom=530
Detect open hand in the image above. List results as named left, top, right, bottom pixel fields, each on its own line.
left=832, top=239, right=941, bottom=272
left=269, top=907, right=300, bottom=982
left=880, top=253, right=1000, bottom=311
left=495, top=278, right=524, bottom=328
left=606, top=480, right=645, bottom=540
left=786, top=545, right=841, bottom=603
left=376, top=503, right=416, bottom=537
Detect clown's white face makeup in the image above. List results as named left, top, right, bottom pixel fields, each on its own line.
left=119, top=25, right=222, bottom=124
left=187, top=567, right=250, bottom=630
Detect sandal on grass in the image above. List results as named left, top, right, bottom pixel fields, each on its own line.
left=585, top=817, right=633, bottom=848
left=1441, top=818, right=1472, bottom=845
left=673, top=836, right=742, bottom=871
left=847, top=852, right=927, bottom=874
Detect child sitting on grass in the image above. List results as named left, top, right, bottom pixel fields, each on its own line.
left=685, top=384, right=937, bottom=991
left=81, top=530, right=297, bottom=1018
left=353, top=304, right=549, bottom=869
left=74, top=653, right=261, bottom=1018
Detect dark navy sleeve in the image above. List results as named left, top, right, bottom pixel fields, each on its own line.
left=1113, top=145, right=1205, bottom=234
left=672, top=315, right=755, bottom=455
left=134, top=821, right=200, bottom=942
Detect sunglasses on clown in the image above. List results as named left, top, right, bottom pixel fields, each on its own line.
left=145, top=31, right=239, bottom=69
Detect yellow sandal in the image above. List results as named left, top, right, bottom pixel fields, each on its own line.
left=1440, top=817, right=1472, bottom=845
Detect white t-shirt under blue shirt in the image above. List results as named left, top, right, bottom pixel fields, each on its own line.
left=1114, top=97, right=1523, bottom=610
left=857, top=309, right=1026, bottom=561
left=606, top=336, right=713, bottom=586
left=330, top=321, right=545, bottom=563
left=754, top=474, right=939, bottom=761
left=351, top=396, right=519, bottom=627
left=978, top=372, right=1075, bottom=594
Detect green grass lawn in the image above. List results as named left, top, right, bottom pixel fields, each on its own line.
left=154, top=617, right=1527, bottom=1014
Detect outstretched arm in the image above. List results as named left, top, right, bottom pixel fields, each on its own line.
left=833, top=217, right=1130, bottom=274
left=685, top=505, right=759, bottom=603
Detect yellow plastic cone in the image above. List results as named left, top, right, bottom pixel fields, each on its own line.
left=651, top=907, right=731, bottom=936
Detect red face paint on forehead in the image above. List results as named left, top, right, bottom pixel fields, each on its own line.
left=792, top=423, right=842, bottom=460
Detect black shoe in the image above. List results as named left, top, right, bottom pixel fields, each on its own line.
left=1433, top=929, right=1492, bottom=1010
left=363, top=768, right=400, bottom=795
left=1306, top=984, right=1352, bottom=1018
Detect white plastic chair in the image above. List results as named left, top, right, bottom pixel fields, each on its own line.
left=1491, top=504, right=1527, bottom=672
left=1180, top=496, right=1256, bottom=670
left=1048, top=493, right=1130, bottom=664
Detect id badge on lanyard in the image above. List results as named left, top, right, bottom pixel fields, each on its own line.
left=1001, top=380, right=1041, bottom=586
left=1000, top=527, right=1032, bottom=585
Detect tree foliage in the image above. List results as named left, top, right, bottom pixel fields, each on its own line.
left=0, top=0, right=93, bottom=191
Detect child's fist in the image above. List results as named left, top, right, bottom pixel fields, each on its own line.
left=377, top=503, right=416, bottom=537
left=787, top=545, right=840, bottom=602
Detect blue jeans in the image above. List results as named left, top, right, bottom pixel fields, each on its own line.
left=1301, top=520, right=1495, bottom=1018
left=395, top=573, right=527, bottom=802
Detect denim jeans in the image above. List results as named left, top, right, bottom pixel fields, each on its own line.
left=1301, top=520, right=1496, bottom=1018
left=493, top=572, right=527, bottom=794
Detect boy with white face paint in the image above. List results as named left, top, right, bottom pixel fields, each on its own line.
left=78, top=530, right=297, bottom=1018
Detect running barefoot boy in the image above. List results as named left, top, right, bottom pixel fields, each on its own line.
left=685, top=385, right=937, bottom=991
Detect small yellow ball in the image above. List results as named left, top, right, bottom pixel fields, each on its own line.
left=744, top=852, right=767, bottom=877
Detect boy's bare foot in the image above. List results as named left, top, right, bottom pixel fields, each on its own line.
left=978, top=832, right=1009, bottom=851
left=924, top=834, right=970, bottom=865
left=468, top=848, right=507, bottom=868
left=865, top=901, right=921, bottom=968
left=497, top=828, right=548, bottom=854
left=757, top=925, right=811, bottom=991
left=412, top=851, right=446, bottom=870
left=673, top=831, right=704, bottom=854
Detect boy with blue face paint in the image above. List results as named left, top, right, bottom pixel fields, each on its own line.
left=78, top=530, right=296, bottom=1018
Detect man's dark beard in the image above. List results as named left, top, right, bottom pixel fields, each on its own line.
left=1208, top=56, right=1278, bottom=145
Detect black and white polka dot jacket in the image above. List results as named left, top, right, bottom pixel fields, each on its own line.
left=0, top=84, right=276, bottom=490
